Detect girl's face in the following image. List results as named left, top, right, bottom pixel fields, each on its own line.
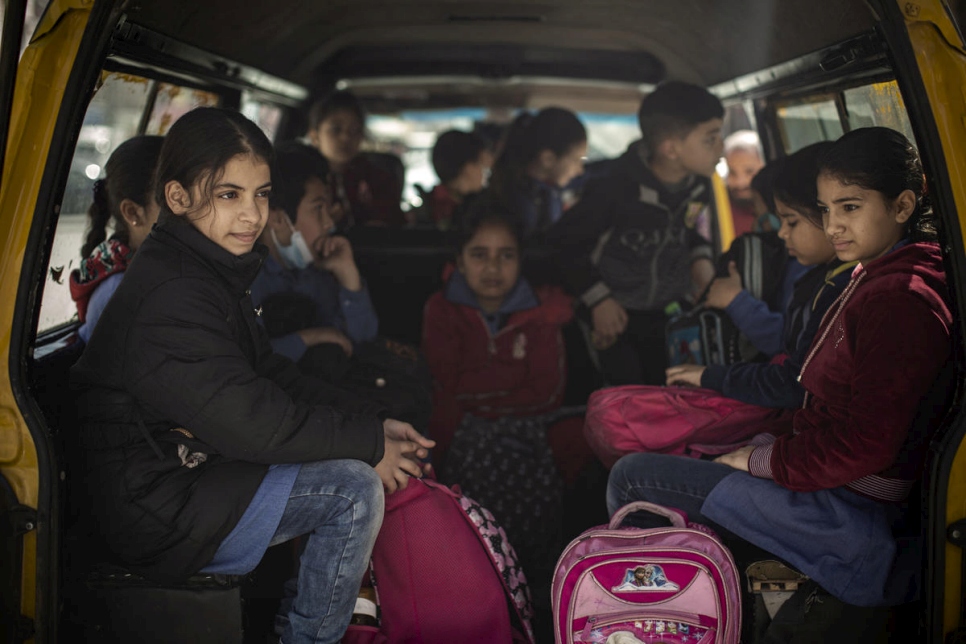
left=169, top=153, right=272, bottom=256
left=817, top=174, right=915, bottom=265
left=544, top=140, right=588, bottom=188
left=312, top=109, right=364, bottom=168
left=775, top=197, right=835, bottom=267
left=457, top=222, right=521, bottom=312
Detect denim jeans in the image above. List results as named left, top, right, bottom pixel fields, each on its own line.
left=272, top=459, right=384, bottom=644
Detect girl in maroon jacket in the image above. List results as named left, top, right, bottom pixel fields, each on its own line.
left=422, top=202, right=575, bottom=466
left=608, top=128, right=952, bottom=634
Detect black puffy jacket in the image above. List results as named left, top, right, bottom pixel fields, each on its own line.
left=70, top=210, right=384, bottom=583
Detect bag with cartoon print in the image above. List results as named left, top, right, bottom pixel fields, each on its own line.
left=552, top=501, right=742, bottom=644
left=363, top=477, right=534, bottom=643
left=440, top=410, right=573, bottom=586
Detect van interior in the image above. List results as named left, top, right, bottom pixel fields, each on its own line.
left=4, top=0, right=966, bottom=642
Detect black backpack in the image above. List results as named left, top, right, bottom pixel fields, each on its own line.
left=667, top=232, right=788, bottom=367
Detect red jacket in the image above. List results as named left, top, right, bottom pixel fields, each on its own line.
left=748, top=242, right=952, bottom=500
left=422, top=282, right=574, bottom=457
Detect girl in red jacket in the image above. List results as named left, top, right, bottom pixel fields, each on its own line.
left=422, top=201, right=575, bottom=465
left=607, top=127, right=952, bottom=639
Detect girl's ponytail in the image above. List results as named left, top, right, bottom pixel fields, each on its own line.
left=79, top=135, right=165, bottom=258
left=81, top=179, right=113, bottom=258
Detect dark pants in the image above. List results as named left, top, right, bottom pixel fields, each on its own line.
left=597, top=309, right=669, bottom=386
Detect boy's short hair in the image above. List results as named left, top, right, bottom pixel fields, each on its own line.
left=433, top=130, right=488, bottom=184
left=271, top=141, right=331, bottom=221
left=637, top=81, right=724, bottom=154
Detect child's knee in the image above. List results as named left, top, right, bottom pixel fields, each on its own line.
left=340, top=459, right=385, bottom=521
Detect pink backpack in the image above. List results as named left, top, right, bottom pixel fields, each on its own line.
left=552, top=501, right=742, bottom=644
left=584, top=385, right=793, bottom=468
left=362, top=477, right=534, bottom=643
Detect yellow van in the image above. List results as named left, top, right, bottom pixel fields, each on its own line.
left=1, top=0, right=965, bottom=641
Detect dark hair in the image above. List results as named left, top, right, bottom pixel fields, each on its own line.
left=750, top=157, right=783, bottom=214
left=81, top=136, right=164, bottom=258
left=307, top=90, right=366, bottom=131
left=454, top=193, right=524, bottom=255
left=270, top=141, right=331, bottom=221
left=432, top=130, right=488, bottom=184
left=155, top=107, right=275, bottom=219
left=818, top=127, right=935, bottom=241
left=489, top=107, right=586, bottom=197
left=772, top=141, right=834, bottom=226
left=637, top=81, right=724, bottom=156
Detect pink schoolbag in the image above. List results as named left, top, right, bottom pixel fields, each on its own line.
left=364, top=477, right=534, bottom=643
left=584, top=385, right=793, bottom=468
left=552, top=501, right=741, bottom=644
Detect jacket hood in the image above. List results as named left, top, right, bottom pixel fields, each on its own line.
left=151, top=210, right=266, bottom=295
left=860, top=241, right=950, bottom=322
left=444, top=271, right=573, bottom=327
left=615, top=140, right=708, bottom=204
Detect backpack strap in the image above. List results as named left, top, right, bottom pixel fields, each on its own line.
left=609, top=501, right=689, bottom=529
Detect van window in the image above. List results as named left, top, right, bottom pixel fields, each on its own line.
left=842, top=81, right=916, bottom=145
left=143, top=83, right=221, bottom=135
left=775, top=95, right=845, bottom=153
left=36, top=73, right=221, bottom=335
left=774, top=80, right=916, bottom=153
left=240, top=92, right=284, bottom=140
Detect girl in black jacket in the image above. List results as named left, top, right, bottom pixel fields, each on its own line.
left=70, top=107, right=433, bottom=644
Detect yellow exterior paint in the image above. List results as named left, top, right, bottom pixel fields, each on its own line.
left=712, top=172, right=735, bottom=253
left=0, top=0, right=93, bottom=630
left=892, top=0, right=966, bottom=636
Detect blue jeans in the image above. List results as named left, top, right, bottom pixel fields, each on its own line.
left=272, top=459, right=384, bottom=644
left=606, top=452, right=767, bottom=559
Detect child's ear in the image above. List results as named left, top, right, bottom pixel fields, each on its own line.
left=657, top=137, right=678, bottom=162
left=894, top=189, right=917, bottom=224
left=307, top=126, right=321, bottom=148
left=164, top=181, right=192, bottom=215
left=119, top=198, right=146, bottom=229
left=456, top=254, right=466, bottom=274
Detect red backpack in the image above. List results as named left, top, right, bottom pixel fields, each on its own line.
left=346, top=477, right=534, bottom=644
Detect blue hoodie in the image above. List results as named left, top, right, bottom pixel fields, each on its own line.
left=443, top=270, right=540, bottom=334
left=700, top=259, right=856, bottom=408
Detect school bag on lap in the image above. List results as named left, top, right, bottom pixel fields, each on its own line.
left=552, top=501, right=741, bottom=644
left=583, top=385, right=794, bottom=468
left=362, top=477, right=535, bottom=644
left=667, top=231, right=788, bottom=367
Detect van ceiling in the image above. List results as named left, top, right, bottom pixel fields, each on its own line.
left=126, top=0, right=877, bottom=89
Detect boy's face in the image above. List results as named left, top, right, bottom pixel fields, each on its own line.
left=452, top=151, right=492, bottom=195
left=293, top=176, right=335, bottom=259
left=775, top=197, right=836, bottom=267
left=668, top=118, right=724, bottom=178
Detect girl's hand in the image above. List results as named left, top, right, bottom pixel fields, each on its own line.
left=376, top=419, right=436, bottom=494
left=319, top=236, right=362, bottom=291
left=713, top=445, right=755, bottom=472
left=666, top=364, right=706, bottom=387
left=296, top=326, right=353, bottom=356
left=705, top=262, right=743, bottom=309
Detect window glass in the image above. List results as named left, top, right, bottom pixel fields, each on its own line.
left=143, top=83, right=220, bottom=135
left=241, top=92, right=283, bottom=140
left=37, top=72, right=154, bottom=335
left=37, top=75, right=221, bottom=335
left=775, top=97, right=844, bottom=153
left=365, top=108, right=639, bottom=210
left=843, top=81, right=916, bottom=146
